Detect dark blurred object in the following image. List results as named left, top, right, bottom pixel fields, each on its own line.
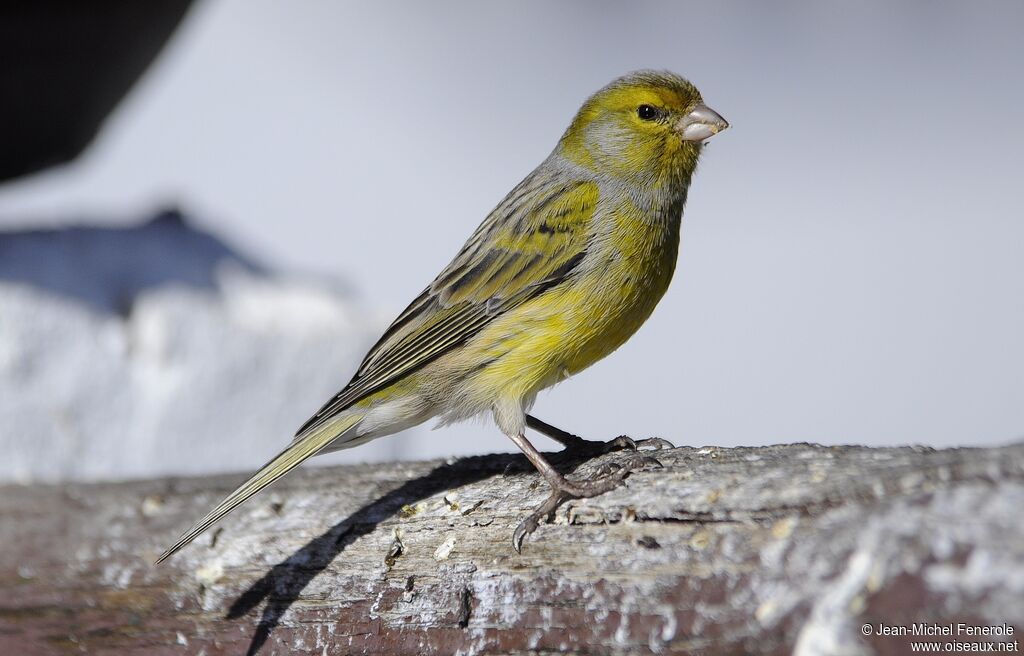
left=0, top=2, right=193, bottom=181
left=0, top=207, right=261, bottom=315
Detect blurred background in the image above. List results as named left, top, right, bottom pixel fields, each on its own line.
left=1, top=1, right=1022, bottom=484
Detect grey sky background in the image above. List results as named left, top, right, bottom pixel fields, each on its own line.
left=1, top=1, right=1022, bottom=470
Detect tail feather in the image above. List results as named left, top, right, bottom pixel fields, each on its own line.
left=155, top=414, right=362, bottom=564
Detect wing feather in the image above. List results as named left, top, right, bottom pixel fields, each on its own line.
left=295, top=175, right=598, bottom=436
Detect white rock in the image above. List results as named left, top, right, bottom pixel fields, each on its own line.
left=0, top=211, right=391, bottom=483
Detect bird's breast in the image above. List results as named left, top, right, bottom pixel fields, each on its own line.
left=464, top=203, right=682, bottom=401
left=561, top=207, right=681, bottom=373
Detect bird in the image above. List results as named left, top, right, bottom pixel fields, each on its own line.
left=157, top=70, right=728, bottom=563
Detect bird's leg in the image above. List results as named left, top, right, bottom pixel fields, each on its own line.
left=505, top=430, right=662, bottom=553
left=525, top=414, right=674, bottom=456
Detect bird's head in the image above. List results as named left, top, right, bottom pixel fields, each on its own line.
left=557, top=71, right=728, bottom=193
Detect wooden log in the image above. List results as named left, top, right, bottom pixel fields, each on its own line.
left=1, top=442, right=1022, bottom=655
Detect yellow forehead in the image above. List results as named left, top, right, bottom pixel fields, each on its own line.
left=595, top=84, right=698, bottom=113
left=571, top=72, right=703, bottom=129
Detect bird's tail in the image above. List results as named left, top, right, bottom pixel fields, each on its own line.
left=155, top=413, right=363, bottom=564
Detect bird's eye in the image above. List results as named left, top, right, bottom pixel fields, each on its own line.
left=637, top=104, right=659, bottom=121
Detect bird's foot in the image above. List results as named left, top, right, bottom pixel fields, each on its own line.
left=525, top=415, right=674, bottom=458
left=562, top=433, right=675, bottom=458
left=511, top=454, right=662, bottom=553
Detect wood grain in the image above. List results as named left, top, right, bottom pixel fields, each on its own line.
left=2, top=442, right=1022, bottom=655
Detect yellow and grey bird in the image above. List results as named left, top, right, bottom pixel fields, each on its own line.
left=157, top=70, right=728, bottom=563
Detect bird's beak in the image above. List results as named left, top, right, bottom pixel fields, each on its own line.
left=677, top=104, right=729, bottom=142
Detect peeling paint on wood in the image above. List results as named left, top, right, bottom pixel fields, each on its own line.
left=1, top=443, right=1023, bottom=655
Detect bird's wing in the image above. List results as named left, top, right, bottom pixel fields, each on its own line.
left=295, top=175, right=599, bottom=436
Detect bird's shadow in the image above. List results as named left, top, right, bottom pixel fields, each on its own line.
left=226, top=450, right=594, bottom=656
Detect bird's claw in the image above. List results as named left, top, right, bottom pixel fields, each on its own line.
left=605, top=435, right=637, bottom=451
left=631, top=436, right=674, bottom=451
left=512, top=452, right=663, bottom=553
left=565, top=435, right=675, bottom=458
left=512, top=515, right=538, bottom=553
left=513, top=490, right=567, bottom=553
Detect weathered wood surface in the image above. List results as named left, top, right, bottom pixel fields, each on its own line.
left=1, top=442, right=1023, bottom=655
